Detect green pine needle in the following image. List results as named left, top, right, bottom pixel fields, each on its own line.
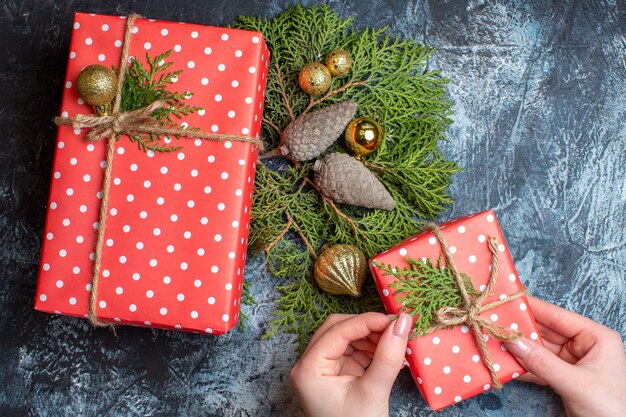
left=238, top=280, right=256, bottom=331
left=375, top=258, right=478, bottom=336
left=234, top=5, right=460, bottom=353
left=120, top=49, right=202, bottom=152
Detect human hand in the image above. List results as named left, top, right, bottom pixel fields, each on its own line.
left=290, top=312, right=412, bottom=417
left=504, top=295, right=626, bottom=417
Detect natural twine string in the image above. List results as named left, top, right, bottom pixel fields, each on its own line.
left=54, top=100, right=264, bottom=146
left=420, top=223, right=528, bottom=389
left=54, top=14, right=263, bottom=327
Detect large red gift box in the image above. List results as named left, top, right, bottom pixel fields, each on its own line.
left=35, top=13, right=269, bottom=334
left=370, top=210, right=542, bottom=410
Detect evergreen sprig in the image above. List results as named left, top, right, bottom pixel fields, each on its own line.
left=238, top=280, right=255, bottom=331
left=120, top=49, right=202, bottom=152
left=375, top=258, right=478, bottom=336
left=234, top=5, right=459, bottom=353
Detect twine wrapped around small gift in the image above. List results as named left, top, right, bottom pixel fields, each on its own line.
left=54, top=14, right=263, bottom=328
left=416, top=223, right=528, bottom=389
left=376, top=223, right=529, bottom=389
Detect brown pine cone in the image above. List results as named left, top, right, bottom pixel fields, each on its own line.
left=280, top=100, right=357, bottom=162
left=313, top=152, right=396, bottom=211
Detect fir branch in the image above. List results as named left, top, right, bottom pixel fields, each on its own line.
left=302, top=176, right=367, bottom=240
left=286, top=211, right=317, bottom=258
left=265, top=212, right=293, bottom=256
left=303, top=80, right=367, bottom=115
left=234, top=5, right=459, bottom=352
left=119, top=50, right=202, bottom=152
left=126, top=133, right=182, bottom=153
left=238, top=280, right=256, bottom=331
left=262, top=118, right=282, bottom=136
left=375, top=257, right=478, bottom=336
left=262, top=266, right=383, bottom=355
left=275, top=63, right=295, bottom=121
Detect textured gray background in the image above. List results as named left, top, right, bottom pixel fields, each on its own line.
left=0, top=0, right=624, bottom=416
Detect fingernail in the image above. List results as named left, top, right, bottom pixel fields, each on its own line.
left=504, top=338, right=530, bottom=359
left=402, top=359, right=409, bottom=368
left=393, top=313, right=411, bottom=339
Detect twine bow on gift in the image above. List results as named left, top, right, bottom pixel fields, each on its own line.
left=55, top=100, right=263, bottom=145
left=56, top=101, right=164, bottom=142
left=420, top=223, right=528, bottom=389
left=53, top=14, right=263, bottom=328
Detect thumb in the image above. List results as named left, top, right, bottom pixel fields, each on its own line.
left=504, top=337, right=576, bottom=393
left=361, top=313, right=411, bottom=394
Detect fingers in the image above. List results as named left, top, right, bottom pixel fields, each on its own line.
left=536, top=322, right=570, bottom=345
left=304, top=314, right=355, bottom=355
left=349, top=338, right=378, bottom=354
left=534, top=337, right=582, bottom=365
left=516, top=372, right=548, bottom=386
left=537, top=337, right=561, bottom=354
left=527, top=296, right=596, bottom=339
left=360, top=313, right=412, bottom=394
left=336, top=361, right=366, bottom=378
left=348, top=350, right=374, bottom=369
left=504, top=337, right=577, bottom=394
left=304, top=313, right=392, bottom=363
left=367, top=332, right=382, bottom=345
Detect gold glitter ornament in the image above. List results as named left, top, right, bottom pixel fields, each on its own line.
left=299, top=63, right=332, bottom=96
left=76, top=64, right=118, bottom=116
left=314, top=244, right=367, bottom=297
left=325, top=49, right=352, bottom=76
left=344, top=117, right=384, bottom=157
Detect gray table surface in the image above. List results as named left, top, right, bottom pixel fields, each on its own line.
left=1, top=1, right=624, bottom=416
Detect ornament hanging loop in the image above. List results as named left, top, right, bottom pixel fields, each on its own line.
left=94, top=102, right=113, bottom=117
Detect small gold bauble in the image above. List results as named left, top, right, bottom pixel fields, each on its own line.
left=299, top=63, right=332, bottom=96
left=325, top=49, right=352, bottom=76
left=314, top=244, right=367, bottom=297
left=344, top=117, right=384, bottom=157
left=76, top=65, right=117, bottom=115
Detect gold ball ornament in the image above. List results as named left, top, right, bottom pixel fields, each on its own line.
left=299, top=63, right=332, bottom=96
left=314, top=244, right=367, bottom=297
left=344, top=117, right=384, bottom=157
left=76, top=64, right=118, bottom=115
left=325, top=49, right=352, bottom=76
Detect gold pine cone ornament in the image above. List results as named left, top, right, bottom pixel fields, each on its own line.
left=314, top=244, right=367, bottom=297
left=299, top=63, right=332, bottom=96
left=76, top=64, right=118, bottom=116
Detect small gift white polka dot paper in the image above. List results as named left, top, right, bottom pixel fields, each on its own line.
left=369, top=210, right=543, bottom=411
left=35, top=13, right=270, bottom=335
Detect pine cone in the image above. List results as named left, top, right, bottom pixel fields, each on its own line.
left=280, top=100, right=357, bottom=162
left=313, top=152, right=396, bottom=211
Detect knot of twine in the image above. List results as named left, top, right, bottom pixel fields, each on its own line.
left=56, top=99, right=263, bottom=146
left=421, top=223, right=527, bottom=389
left=56, top=100, right=163, bottom=142
left=53, top=14, right=263, bottom=328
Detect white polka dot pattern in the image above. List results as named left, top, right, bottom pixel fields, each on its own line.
left=369, top=210, right=543, bottom=411
left=34, top=13, right=269, bottom=336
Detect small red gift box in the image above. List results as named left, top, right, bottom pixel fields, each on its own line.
left=35, top=13, right=269, bottom=334
left=370, top=210, right=541, bottom=410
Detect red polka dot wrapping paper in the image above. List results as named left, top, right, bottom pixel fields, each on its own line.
left=370, top=210, right=542, bottom=410
left=34, top=13, right=269, bottom=335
